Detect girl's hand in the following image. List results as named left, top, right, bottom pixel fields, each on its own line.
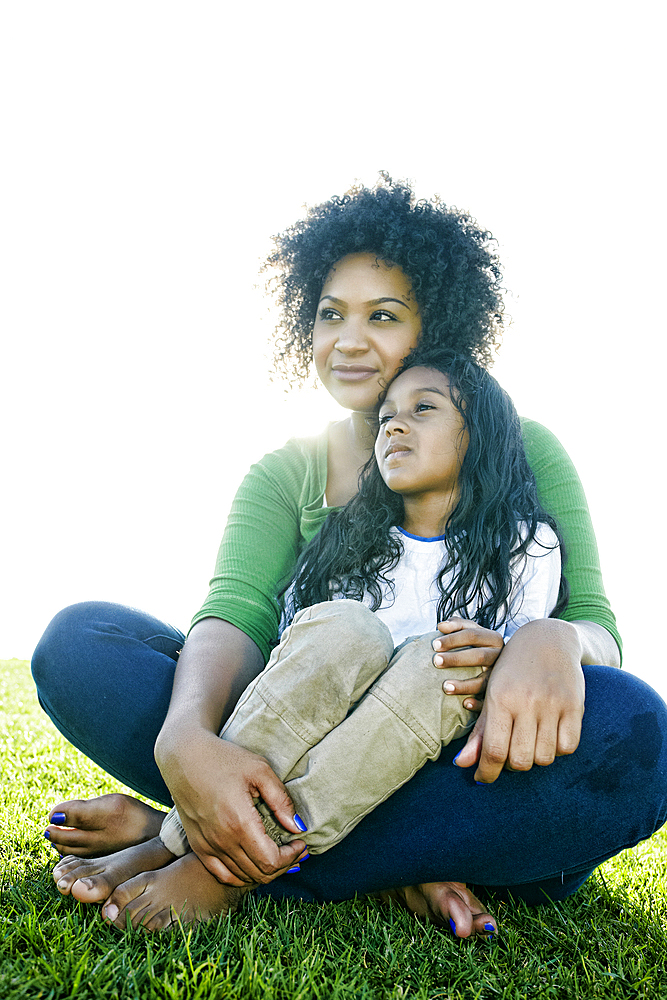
left=452, top=618, right=585, bottom=783
left=432, top=618, right=504, bottom=711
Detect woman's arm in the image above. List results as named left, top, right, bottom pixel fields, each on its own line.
left=155, top=438, right=325, bottom=884
left=443, top=423, right=622, bottom=781
left=450, top=615, right=623, bottom=783
left=154, top=617, right=306, bottom=885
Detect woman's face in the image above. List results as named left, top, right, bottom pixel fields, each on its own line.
left=312, top=253, right=422, bottom=414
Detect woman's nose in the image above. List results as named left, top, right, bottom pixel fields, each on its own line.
left=334, top=318, right=368, bottom=353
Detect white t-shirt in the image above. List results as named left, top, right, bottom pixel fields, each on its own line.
left=369, top=524, right=561, bottom=646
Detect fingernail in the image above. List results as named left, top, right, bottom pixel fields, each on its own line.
left=444, top=682, right=455, bottom=692
left=293, top=813, right=308, bottom=833
left=434, top=655, right=444, bottom=667
left=104, top=903, right=119, bottom=921
left=464, top=701, right=473, bottom=710
left=51, top=812, right=66, bottom=825
left=449, top=918, right=457, bottom=936
left=432, top=640, right=442, bottom=650
left=44, top=830, right=51, bottom=840
left=287, top=865, right=301, bottom=874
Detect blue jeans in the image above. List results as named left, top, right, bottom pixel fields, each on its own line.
left=32, top=601, right=667, bottom=906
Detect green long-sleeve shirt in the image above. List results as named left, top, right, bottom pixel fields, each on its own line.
left=192, top=419, right=621, bottom=664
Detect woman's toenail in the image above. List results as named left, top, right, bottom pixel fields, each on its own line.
left=449, top=918, right=457, bottom=935
left=484, top=922, right=495, bottom=932
left=287, top=865, right=301, bottom=874
left=104, top=903, right=119, bottom=921
left=44, top=830, right=51, bottom=840
left=51, top=812, right=66, bottom=825
left=57, top=878, right=69, bottom=889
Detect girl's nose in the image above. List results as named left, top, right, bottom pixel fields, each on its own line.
left=385, top=415, right=408, bottom=435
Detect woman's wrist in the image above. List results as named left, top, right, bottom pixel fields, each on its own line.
left=506, top=617, right=582, bottom=663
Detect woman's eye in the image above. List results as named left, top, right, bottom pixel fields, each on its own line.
left=370, top=309, right=396, bottom=322
left=318, top=307, right=342, bottom=321
left=415, top=402, right=434, bottom=413
left=378, top=412, right=394, bottom=425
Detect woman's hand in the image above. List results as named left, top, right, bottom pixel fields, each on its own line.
left=161, top=729, right=306, bottom=886
left=432, top=618, right=505, bottom=711
left=452, top=618, right=586, bottom=783
left=155, top=618, right=306, bottom=887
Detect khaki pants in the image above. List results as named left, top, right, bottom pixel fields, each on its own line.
left=159, top=600, right=478, bottom=856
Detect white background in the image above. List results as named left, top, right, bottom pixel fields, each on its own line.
left=2, top=2, right=665, bottom=698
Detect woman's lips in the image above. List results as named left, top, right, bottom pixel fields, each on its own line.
left=331, top=365, right=378, bottom=382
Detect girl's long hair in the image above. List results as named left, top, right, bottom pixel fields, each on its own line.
left=286, top=347, right=569, bottom=630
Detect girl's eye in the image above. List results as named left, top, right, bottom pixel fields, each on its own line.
left=415, top=402, right=435, bottom=413
left=378, top=412, right=394, bottom=426
left=370, top=309, right=396, bottom=322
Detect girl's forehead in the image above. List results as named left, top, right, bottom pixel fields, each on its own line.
left=385, top=366, right=451, bottom=397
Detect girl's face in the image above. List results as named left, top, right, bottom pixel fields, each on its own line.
left=312, top=253, right=422, bottom=414
left=375, top=366, right=468, bottom=500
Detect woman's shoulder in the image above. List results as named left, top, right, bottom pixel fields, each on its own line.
left=519, top=416, right=580, bottom=480
left=238, top=426, right=329, bottom=512
left=250, top=426, right=328, bottom=477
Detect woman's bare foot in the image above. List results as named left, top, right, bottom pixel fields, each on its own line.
left=379, top=882, right=496, bottom=938
left=101, top=852, right=252, bottom=932
left=53, top=837, right=174, bottom=903
left=45, top=794, right=166, bottom=856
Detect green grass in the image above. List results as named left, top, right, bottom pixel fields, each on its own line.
left=1, top=658, right=667, bottom=1000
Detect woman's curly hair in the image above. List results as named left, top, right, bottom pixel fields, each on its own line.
left=264, top=173, right=505, bottom=382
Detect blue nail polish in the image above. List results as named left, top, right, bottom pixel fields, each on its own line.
left=453, top=752, right=461, bottom=765
left=51, top=812, right=66, bottom=825
left=300, top=852, right=310, bottom=861
left=475, top=781, right=486, bottom=786
left=293, top=813, right=308, bottom=833
left=287, top=864, right=301, bottom=874
left=484, top=922, right=495, bottom=932
left=449, top=918, right=457, bottom=935
left=43, top=830, right=51, bottom=840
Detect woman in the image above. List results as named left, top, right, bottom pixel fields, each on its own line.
left=34, top=176, right=667, bottom=937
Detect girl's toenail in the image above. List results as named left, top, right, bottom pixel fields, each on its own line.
left=51, top=812, right=67, bottom=825
left=57, top=878, right=69, bottom=889
left=449, top=918, right=457, bottom=935
left=484, top=922, right=495, bottom=932
left=44, top=830, right=51, bottom=840
left=104, top=903, right=119, bottom=921
left=287, top=865, right=301, bottom=874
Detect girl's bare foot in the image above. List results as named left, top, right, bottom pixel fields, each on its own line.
left=102, top=852, right=252, bottom=932
left=53, top=837, right=174, bottom=903
left=45, top=794, right=166, bottom=856
left=379, top=881, right=496, bottom=938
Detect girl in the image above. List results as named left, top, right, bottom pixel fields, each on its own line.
left=53, top=349, right=568, bottom=927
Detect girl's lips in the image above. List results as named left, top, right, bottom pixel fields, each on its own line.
left=384, top=446, right=412, bottom=460
left=331, top=365, right=378, bottom=382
